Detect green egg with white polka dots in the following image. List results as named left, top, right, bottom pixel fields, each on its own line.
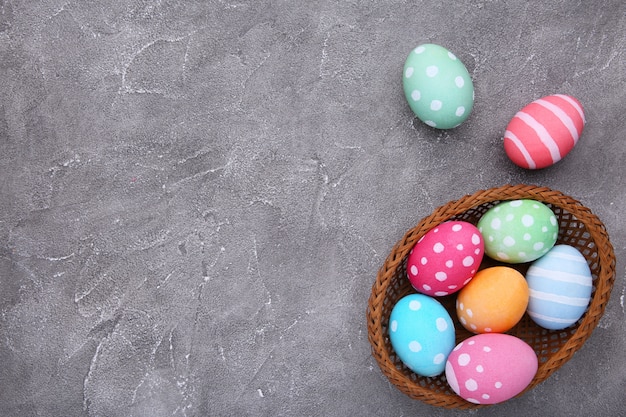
left=477, top=200, right=558, bottom=264
left=403, top=44, right=474, bottom=129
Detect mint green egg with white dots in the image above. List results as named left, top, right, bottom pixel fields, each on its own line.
left=477, top=200, right=559, bottom=264
left=403, top=44, right=474, bottom=129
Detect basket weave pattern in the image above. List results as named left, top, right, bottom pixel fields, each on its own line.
left=366, top=184, right=616, bottom=409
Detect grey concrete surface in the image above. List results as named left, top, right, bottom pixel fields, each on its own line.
left=1, top=1, right=625, bottom=416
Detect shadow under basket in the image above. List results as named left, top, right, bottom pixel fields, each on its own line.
left=366, top=184, right=616, bottom=409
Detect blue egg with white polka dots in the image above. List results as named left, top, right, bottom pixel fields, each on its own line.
left=389, top=293, right=456, bottom=377
left=403, top=43, right=474, bottom=129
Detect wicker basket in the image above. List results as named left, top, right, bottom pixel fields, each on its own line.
left=366, top=184, right=616, bottom=409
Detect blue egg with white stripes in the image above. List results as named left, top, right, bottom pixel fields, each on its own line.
left=526, top=245, right=592, bottom=330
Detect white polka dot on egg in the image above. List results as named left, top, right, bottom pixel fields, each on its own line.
left=436, top=318, right=448, bottom=332
left=426, top=65, right=439, bottom=77
left=458, top=353, right=470, bottom=366
left=409, top=300, right=421, bottom=311
left=522, top=214, right=534, bottom=227
left=465, top=379, right=478, bottom=391
left=409, top=341, right=422, bottom=352
left=503, top=236, right=516, bottom=247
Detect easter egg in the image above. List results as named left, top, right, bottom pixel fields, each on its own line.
left=456, top=266, right=529, bottom=334
left=504, top=94, right=585, bottom=169
left=477, top=199, right=558, bottom=263
left=526, top=245, right=592, bottom=330
left=389, top=293, right=456, bottom=377
left=402, top=43, right=474, bottom=129
left=445, top=333, right=538, bottom=404
left=407, top=221, right=484, bottom=297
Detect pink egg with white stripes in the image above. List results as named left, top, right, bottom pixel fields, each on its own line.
left=407, top=221, right=484, bottom=297
left=504, top=94, right=585, bottom=169
left=445, top=333, right=538, bottom=405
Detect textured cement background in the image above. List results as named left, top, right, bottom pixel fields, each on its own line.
left=1, top=1, right=625, bottom=416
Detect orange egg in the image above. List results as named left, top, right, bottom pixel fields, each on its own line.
left=456, top=266, right=529, bottom=334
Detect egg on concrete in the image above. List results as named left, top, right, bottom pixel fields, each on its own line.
left=403, top=43, right=474, bottom=129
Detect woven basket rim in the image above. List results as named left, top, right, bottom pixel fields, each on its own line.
left=366, top=184, right=616, bottom=409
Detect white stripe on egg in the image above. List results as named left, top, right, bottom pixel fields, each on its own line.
left=527, top=310, right=583, bottom=324
left=515, top=111, right=562, bottom=163
left=555, top=94, right=585, bottom=123
left=504, top=130, right=536, bottom=169
left=529, top=289, right=590, bottom=307
left=535, top=98, right=580, bottom=145
left=527, top=267, right=592, bottom=286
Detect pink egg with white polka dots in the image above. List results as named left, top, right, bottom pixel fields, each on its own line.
left=445, top=333, right=538, bottom=405
left=407, top=221, right=484, bottom=297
